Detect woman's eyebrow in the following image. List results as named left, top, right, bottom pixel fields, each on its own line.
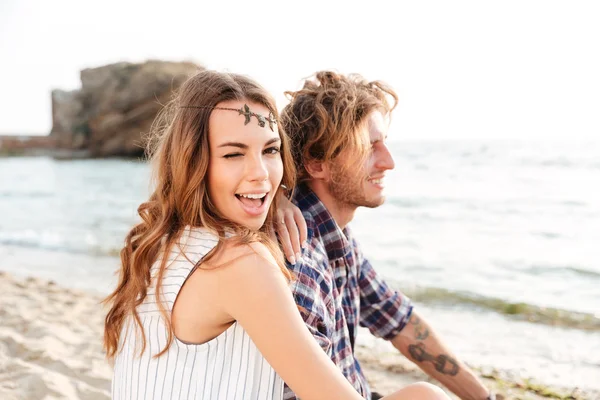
left=264, top=137, right=281, bottom=146
left=217, top=137, right=280, bottom=149
left=218, top=142, right=248, bottom=149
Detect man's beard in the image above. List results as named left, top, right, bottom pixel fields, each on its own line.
left=328, top=163, right=384, bottom=209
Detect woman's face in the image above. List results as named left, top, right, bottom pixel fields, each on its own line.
left=207, top=100, right=283, bottom=231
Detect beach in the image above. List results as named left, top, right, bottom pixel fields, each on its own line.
left=1, top=140, right=599, bottom=399
left=0, top=272, right=111, bottom=400
left=0, top=271, right=596, bottom=400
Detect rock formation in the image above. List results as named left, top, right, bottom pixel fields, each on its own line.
left=49, top=60, right=202, bottom=157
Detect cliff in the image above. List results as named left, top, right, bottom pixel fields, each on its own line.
left=1, top=60, right=202, bottom=158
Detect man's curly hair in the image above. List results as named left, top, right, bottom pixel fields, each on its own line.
left=281, top=71, right=398, bottom=183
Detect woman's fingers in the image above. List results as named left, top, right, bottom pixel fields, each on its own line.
left=273, top=188, right=307, bottom=264
left=294, top=207, right=308, bottom=249
left=276, top=209, right=297, bottom=264
left=283, top=209, right=301, bottom=262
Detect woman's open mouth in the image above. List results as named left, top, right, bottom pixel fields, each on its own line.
left=235, top=192, right=269, bottom=217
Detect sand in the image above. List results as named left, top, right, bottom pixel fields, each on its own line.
left=0, top=271, right=595, bottom=400
left=0, top=272, right=112, bottom=400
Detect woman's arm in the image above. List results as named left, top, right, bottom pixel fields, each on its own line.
left=216, top=243, right=363, bottom=400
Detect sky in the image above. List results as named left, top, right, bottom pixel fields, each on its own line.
left=1, top=0, right=599, bottom=140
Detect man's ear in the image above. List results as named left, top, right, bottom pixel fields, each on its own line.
left=305, top=160, right=329, bottom=180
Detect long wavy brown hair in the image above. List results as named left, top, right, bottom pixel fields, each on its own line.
left=281, top=71, right=398, bottom=183
left=103, top=70, right=296, bottom=359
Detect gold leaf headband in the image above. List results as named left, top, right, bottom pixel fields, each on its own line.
left=180, top=103, right=277, bottom=131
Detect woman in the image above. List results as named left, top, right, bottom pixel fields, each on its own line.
left=104, top=70, right=448, bottom=400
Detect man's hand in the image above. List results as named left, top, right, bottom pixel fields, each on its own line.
left=274, top=189, right=307, bottom=264
left=392, top=311, right=493, bottom=400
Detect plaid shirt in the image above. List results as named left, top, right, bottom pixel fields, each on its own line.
left=283, top=184, right=413, bottom=399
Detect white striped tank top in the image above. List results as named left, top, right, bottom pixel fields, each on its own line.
left=112, top=226, right=284, bottom=400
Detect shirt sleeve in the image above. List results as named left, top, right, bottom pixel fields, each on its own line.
left=358, top=256, right=413, bottom=340
left=287, top=258, right=334, bottom=356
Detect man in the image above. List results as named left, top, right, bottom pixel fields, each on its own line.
left=279, top=71, right=494, bottom=400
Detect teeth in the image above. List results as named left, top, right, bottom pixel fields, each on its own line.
left=370, top=179, right=383, bottom=184
left=238, top=193, right=267, bottom=199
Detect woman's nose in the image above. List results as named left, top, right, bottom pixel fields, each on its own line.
left=247, top=155, right=269, bottom=182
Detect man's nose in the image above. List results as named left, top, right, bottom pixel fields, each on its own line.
left=376, top=144, right=395, bottom=170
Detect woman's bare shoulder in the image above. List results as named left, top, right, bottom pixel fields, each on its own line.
left=207, top=239, right=278, bottom=274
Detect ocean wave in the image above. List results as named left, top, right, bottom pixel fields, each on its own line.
left=0, top=191, right=54, bottom=198
left=386, top=198, right=425, bottom=208
left=531, top=231, right=562, bottom=239
left=518, top=158, right=600, bottom=170
left=386, top=197, right=465, bottom=209
left=0, top=237, right=121, bottom=257
left=403, top=286, right=600, bottom=331
left=559, top=200, right=587, bottom=207
left=563, top=266, right=600, bottom=278
left=502, top=263, right=600, bottom=279
left=523, top=264, right=600, bottom=278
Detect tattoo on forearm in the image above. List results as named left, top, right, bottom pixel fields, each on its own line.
left=409, top=314, right=430, bottom=341
left=408, top=343, right=460, bottom=376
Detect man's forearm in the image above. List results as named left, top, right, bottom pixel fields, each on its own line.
left=390, top=311, right=491, bottom=400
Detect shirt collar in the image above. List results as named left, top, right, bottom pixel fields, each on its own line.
left=293, top=183, right=353, bottom=261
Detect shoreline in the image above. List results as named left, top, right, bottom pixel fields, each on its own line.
left=0, top=271, right=596, bottom=400
left=3, top=242, right=597, bottom=333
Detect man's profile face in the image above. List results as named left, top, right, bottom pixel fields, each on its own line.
left=327, top=110, right=395, bottom=209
